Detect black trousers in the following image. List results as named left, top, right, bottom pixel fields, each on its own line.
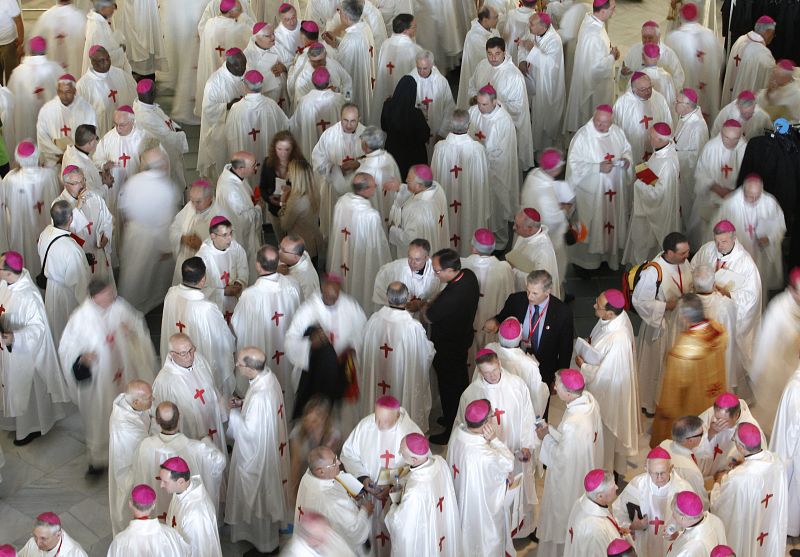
left=432, top=342, right=470, bottom=430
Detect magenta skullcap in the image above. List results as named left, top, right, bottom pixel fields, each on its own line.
left=607, top=539, right=633, bottom=555
left=755, top=14, right=775, bottom=24
left=675, top=490, right=703, bottom=516
left=714, top=220, right=736, bottom=234
left=711, top=545, right=736, bottom=557
left=603, top=288, right=626, bottom=309
left=210, top=215, right=229, bottom=228
left=647, top=446, right=671, bottom=460
left=322, top=272, right=343, bottom=284
left=225, top=47, right=243, bottom=57
left=136, top=78, right=154, bottom=94
left=479, top=84, right=496, bottom=96
left=308, top=41, right=325, bottom=51
left=58, top=73, right=76, bottom=83
left=131, top=484, right=157, bottom=506
left=737, top=422, right=761, bottom=446
left=301, top=20, right=319, bottom=33
left=593, top=0, right=608, bottom=6
left=596, top=104, right=613, bottom=113
left=191, top=179, right=211, bottom=189
left=376, top=395, right=400, bottom=409
left=498, top=317, right=522, bottom=340
left=789, top=266, right=800, bottom=286
left=29, top=36, right=47, bottom=52
left=680, top=2, right=698, bottom=19
left=3, top=251, right=23, bottom=272
left=220, top=0, right=236, bottom=11
left=0, top=545, right=16, bottom=557
left=631, top=70, right=647, bottom=82
left=161, top=456, right=190, bottom=473
left=539, top=148, right=563, bottom=170
left=16, top=140, right=36, bottom=158
left=538, top=12, right=552, bottom=26
left=642, top=20, right=659, bottom=28
left=744, top=172, right=762, bottom=182
left=476, top=348, right=497, bottom=360
left=523, top=207, right=541, bottom=222
left=244, top=69, right=264, bottom=84
left=723, top=118, right=742, bottom=128
left=36, top=512, right=61, bottom=526
left=715, top=391, right=739, bottom=407
left=116, top=105, right=134, bottom=114
left=412, top=164, right=433, bottom=181
left=682, top=87, right=698, bottom=104
left=465, top=399, right=491, bottom=422
left=737, top=89, right=756, bottom=102
left=311, top=66, right=330, bottom=86
left=777, top=58, right=796, bottom=71
left=253, top=21, right=268, bottom=35
left=62, top=164, right=79, bottom=176
left=653, top=122, right=672, bottom=136
left=643, top=43, right=660, bottom=58
left=405, top=432, right=429, bottom=455
left=584, top=468, right=605, bottom=492
left=88, top=44, right=103, bottom=57
left=473, top=228, right=495, bottom=247
left=560, top=368, right=585, bottom=390
left=278, top=2, right=294, bottom=12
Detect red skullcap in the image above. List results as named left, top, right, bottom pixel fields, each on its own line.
left=682, top=87, right=698, bottom=104
left=192, top=179, right=211, bottom=189
left=647, top=446, right=671, bottom=460
left=675, top=490, right=703, bottom=516
left=777, top=58, right=796, bottom=71
left=476, top=348, right=496, bottom=361
left=737, top=89, right=756, bottom=101
left=744, top=172, right=762, bottom=182
left=603, top=288, right=626, bottom=309
left=465, top=399, right=491, bottom=422
left=322, top=272, right=343, bottom=284
left=0, top=545, right=16, bottom=557
left=253, top=21, right=268, bottom=35
left=161, top=456, right=190, bottom=473
left=308, top=41, right=325, bottom=51
left=479, top=84, right=497, bottom=96
left=711, top=545, right=736, bottom=557
left=596, top=104, right=613, bottom=113
left=136, top=78, right=154, bottom=94
left=116, top=105, right=134, bottom=114
left=498, top=317, right=522, bottom=340
left=244, top=70, right=264, bottom=84
left=376, top=395, right=400, bottom=409
left=36, top=512, right=61, bottom=526
left=523, top=207, right=541, bottom=222
left=642, top=20, right=659, bottom=28
left=560, top=368, right=585, bottom=390
left=715, top=392, right=739, bottom=408
left=607, top=539, right=633, bottom=555
left=225, top=47, right=243, bottom=57
left=58, top=73, right=76, bottom=83
left=653, top=122, right=672, bottom=136
left=62, top=165, right=79, bottom=176
left=737, top=422, right=761, bottom=446
left=301, top=20, right=319, bottom=33
left=3, top=251, right=23, bottom=272
left=722, top=118, right=742, bottom=128
left=312, top=67, right=330, bottom=86
left=29, top=36, right=46, bottom=52
left=473, top=228, right=495, bottom=247
left=131, top=484, right=157, bottom=506
left=755, top=14, right=775, bottom=24
left=539, top=148, right=563, bottom=170
left=643, top=42, right=660, bottom=58
left=412, top=164, right=433, bottom=181
left=714, top=219, right=736, bottom=233
left=584, top=468, right=605, bottom=492
left=16, top=141, right=36, bottom=157
left=279, top=2, right=294, bottom=12
left=210, top=216, right=229, bottom=228
left=593, top=0, right=608, bottom=6
left=789, top=266, right=800, bottom=286
left=538, top=13, right=552, bottom=26
left=88, top=44, right=103, bottom=57
left=680, top=2, right=698, bottom=20
left=220, top=0, right=236, bottom=11
left=631, top=70, right=647, bottom=82
left=405, top=432, right=429, bottom=455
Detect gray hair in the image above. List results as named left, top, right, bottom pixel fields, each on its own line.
left=672, top=415, right=704, bottom=443
left=94, top=0, right=115, bottom=9
left=341, top=0, right=364, bottom=22
left=416, top=50, right=434, bottom=65
left=352, top=172, right=373, bottom=193
left=34, top=519, right=61, bottom=535
left=140, top=148, right=168, bottom=172
left=361, top=126, right=386, bottom=151
left=450, top=109, right=471, bottom=134
left=51, top=200, right=73, bottom=228
left=585, top=470, right=615, bottom=500
left=386, top=281, right=409, bottom=306
left=693, top=264, right=715, bottom=294
left=754, top=21, right=776, bottom=35
left=526, top=269, right=553, bottom=291
left=677, top=293, right=706, bottom=327
left=244, top=78, right=262, bottom=93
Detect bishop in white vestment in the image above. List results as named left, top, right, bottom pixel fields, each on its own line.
left=215, top=154, right=262, bottom=277
left=169, top=181, right=221, bottom=285
left=409, top=51, right=456, bottom=158
left=456, top=8, right=499, bottom=108
left=82, top=5, right=132, bottom=74
left=721, top=18, right=776, bottom=106
left=371, top=17, right=422, bottom=125
left=76, top=47, right=137, bottom=136
left=712, top=91, right=772, bottom=140
left=770, top=365, right=800, bottom=536
left=32, top=1, right=86, bottom=77
left=666, top=491, right=728, bottom=556
left=387, top=165, right=450, bottom=257
left=372, top=240, right=439, bottom=310
left=673, top=88, right=709, bottom=229
left=18, top=512, right=88, bottom=557
left=352, top=126, right=401, bottom=229
left=35, top=74, right=97, bottom=167
left=506, top=209, right=561, bottom=297
left=697, top=393, right=765, bottom=477
left=617, top=21, right=684, bottom=92
left=612, top=72, right=672, bottom=167
left=657, top=416, right=708, bottom=501
left=289, top=68, right=346, bottom=160
left=244, top=22, right=291, bottom=110
left=196, top=218, right=249, bottom=321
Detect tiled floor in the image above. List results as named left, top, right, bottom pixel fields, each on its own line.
left=5, top=0, right=798, bottom=555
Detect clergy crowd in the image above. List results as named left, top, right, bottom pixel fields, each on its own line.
left=0, top=0, right=799, bottom=555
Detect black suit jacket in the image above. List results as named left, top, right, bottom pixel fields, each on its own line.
left=495, top=292, right=574, bottom=385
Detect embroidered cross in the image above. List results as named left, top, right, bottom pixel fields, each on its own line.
left=593, top=431, right=598, bottom=443
left=649, top=516, right=665, bottom=534
left=492, top=408, right=505, bottom=425
left=278, top=403, right=284, bottom=417
left=639, top=115, right=653, bottom=129
left=436, top=496, right=444, bottom=512
left=194, top=389, right=206, bottom=404
left=377, top=380, right=390, bottom=394
left=208, top=428, right=217, bottom=439
left=271, top=311, right=284, bottom=326
left=450, top=165, right=463, bottom=178
left=603, top=222, right=614, bottom=235
left=34, top=201, right=44, bottom=214
left=380, top=343, right=393, bottom=358
left=380, top=449, right=395, bottom=468
left=176, top=321, right=186, bottom=332
left=86, top=221, right=93, bottom=235
left=34, top=86, right=45, bottom=99
left=696, top=50, right=705, bottom=61
left=604, top=152, right=615, bottom=161
left=734, top=54, right=741, bottom=66
left=220, top=271, right=230, bottom=286
left=279, top=441, right=287, bottom=455
left=438, top=536, right=445, bottom=552
left=376, top=531, right=389, bottom=546
left=720, top=164, right=733, bottom=178
left=712, top=444, right=724, bottom=460
left=316, top=118, right=330, bottom=131
left=157, top=512, right=167, bottom=521
left=438, top=214, right=444, bottom=227
left=340, top=262, right=349, bottom=276
left=386, top=61, right=395, bottom=74
left=568, top=527, right=574, bottom=542
left=119, top=153, right=131, bottom=168
left=452, top=464, right=460, bottom=479
left=272, top=350, right=285, bottom=365
left=604, top=190, right=617, bottom=203
left=450, top=234, right=460, bottom=247
left=475, top=130, right=486, bottom=141
left=762, top=493, right=773, bottom=508
left=340, top=227, right=351, bottom=240
left=215, top=45, right=225, bottom=57
left=449, top=199, right=462, bottom=214
left=108, top=89, right=118, bottom=102
left=421, top=96, right=433, bottom=108
left=247, top=128, right=260, bottom=142
left=59, top=124, right=72, bottom=137
left=757, top=532, right=768, bottom=546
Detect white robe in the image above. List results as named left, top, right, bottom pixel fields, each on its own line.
left=0, top=87, right=15, bottom=162
left=290, top=88, right=346, bottom=161
left=35, top=96, right=98, bottom=167
left=519, top=170, right=569, bottom=284
left=503, top=6, right=535, bottom=61
left=619, top=41, right=686, bottom=93
left=107, top=518, right=191, bottom=556
left=82, top=10, right=133, bottom=75
left=31, top=2, right=86, bottom=77
left=643, top=65, right=679, bottom=122
left=507, top=228, right=562, bottom=298
left=334, top=21, right=375, bottom=123
left=7, top=55, right=63, bottom=146
left=360, top=306, right=434, bottom=430
left=275, top=22, right=302, bottom=59
left=711, top=100, right=772, bottom=140
left=132, top=99, right=189, bottom=190
left=288, top=53, right=352, bottom=107
left=446, top=426, right=514, bottom=556
left=666, top=512, right=728, bottom=556
left=327, top=192, right=391, bottom=313
left=167, top=477, right=222, bottom=557
left=580, top=311, right=640, bottom=470
left=36, top=225, right=90, bottom=346
left=194, top=15, right=250, bottom=115
left=75, top=67, right=137, bottom=136
left=169, top=200, right=221, bottom=285
left=698, top=292, right=739, bottom=388
left=612, top=88, right=673, bottom=166
left=196, top=66, right=247, bottom=182
left=371, top=33, right=422, bottom=124
left=388, top=182, right=450, bottom=257
left=622, top=140, right=681, bottom=265
left=688, top=135, right=747, bottom=247
left=756, top=79, right=800, bottom=121
left=304, top=0, right=338, bottom=28
left=415, top=0, right=461, bottom=74
left=225, top=92, right=290, bottom=167
left=231, top=273, right=303, bottom=418
left=160, top=284, right=235, bottom=396
left=287, top=250, right=321, bottom=300
left=58, top=297, right=157, bottom=465
left=665, top=22, right=723, bottom=121
left=54, top=187, right=115, bottom=283
left=108, top=393, right=152, bottom=534
left=431, top=132, right=489, bottom=256
left=674, top=107, right=709, bottom=229
left=564, top=494, right=632, bottom=557
left=563, top=14, right=616, bottom=133
left=710, top=449, right=788, bottom=557
left=0, top=271, right=69, bottom=439
left=537, top=392, right=604, bottom=555
left=721, top=31, right=775, bottom=106
left=769, top=366, right=800, bottom=536
left=117, top=0, right=168, bottom=75
left=355, top=149, right=401, bottom=229
left=460, top=254, right=514, bottom=349
left=697, top=398, right=765, bottom=476
left=715, top=188, right=785, bottom=293
left=61, top=145, right=105, bottom=198
left=215, top=164, right=262, bottom=278
left=1, top=166, right=60, bottom=277
left=477, top=342, right=549, bottom=418
left=658, top=439, right=707, bottom=502
left=196, top=238, right=249, bottom=319
left=566, top=119, right=633, bottom=271
left=409, top=66, right=456, bottom=158
left=117, top=168, right=179, bottom=314
left=384, top=455, right=463, bottom=556
left=456, top=20, right=499, bottom=108
left=18, top=531, right=87, bottom=557
left=372, top=257, right=440, bottom=309
left=225, top=370, right=290, bottom=552
left=244, top=39, right=291, bottom=110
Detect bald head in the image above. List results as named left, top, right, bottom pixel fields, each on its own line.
left=308, top=446, right=336, bottom=474
left=231, top=151, right=257, bottom=178
left=237, top=347, right=267, bottom=379
left=125, top=380, right=153, bottom=411
left=141, top=148, right=168, bottom=172
left=156, top=401, right=180, bottom=432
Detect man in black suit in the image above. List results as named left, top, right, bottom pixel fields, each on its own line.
left=484, top=270, right=574, bottom=417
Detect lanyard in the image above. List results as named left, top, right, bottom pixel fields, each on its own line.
left=715, top=259, right=726, bottom=271
left=607, top=515, right=623, bottom=535
left=671, top=265, right=683, bottom=293
left=528, top=302, right=548, bottom=339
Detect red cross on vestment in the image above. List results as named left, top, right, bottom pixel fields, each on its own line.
left=164, top=118, right=174, bottom=130
left=604, top=190, right=617, bottom=203
left=175, top=321, right=186, bottom=332
left=757, top=532, right=768, bottom=546
left=340, top=227, right=351, bottom=240
left=438, top=536, right=445, bottom=552
left=60, top=124, right=71, bottom=136
left=34, top=200, right=44, bottom=214
left=746, top=223, right=756, bottom=237
left=436, top=496, right=444, bottom=512
left=279, top=441, right=287, bottom=455
left=272, top=311, right=284, bottom=326
left=108, top=89, right=118, bottom=102
left=649, top=516, right=665, bottom=534
left=295, top=46, right=304, bottom=54
left=450, top=234, right=460, bottom=247
left=377, top=380, right=390, bottom=394
left=247, top=128, right=260, bottom=142
left=449, top=201, right=462, bottom=216
left=340, top=263, right=349, bottom=276
left=219, top=271, right=230, bottom=287
left=119, top=153, right=131, bottom=168
left=386, top=61, right=395, bottom=74
left=734, top=54, right=742, bottom=66
left=380, top=449, right=395, bottom=468
left=604, top=152, right=615, bottom=161
left=475, top=130, right=486, bottom=141
left=452, top=464, right=460, bottom=479
left=86, top=221, right=93, bottom=235
left=215, top=45, right=225, bottom=57
left=712, top=444, right=724, bottom=460
left=698, top=81, right=706, bottom=90
left=720, top=164, right=733, bottom=178
left=594, top=431, right=599, bottom=443
left=157, top=512, right=167, bottom=521
left=379, top=343, right=393, bottom=358
left=639, top=115, right=654, bottom=129
left=316, top=118, right=330, bottom=131
left=450, top=164, right=463, bottom=178
left=105, top=333, right=115, bottom=345
left=208, top=428, right=217, bottom=439
left=194, top=388, right=206, bottom=404
left=696, top=50, right=705, bottom=61
left=706, top=382, right=723, bottom=398
left=272, top=350, right=285, bottom=365
left=55, top=33, right=66, bottom=43
left=568, top=527, right=574, bottom=542
left=762, top=493, right=773, bottom=508
left=492, top=408, right=505, bottom=425
left=34, top=86, right=45, bottom=99
left=113, top=369, right=123, bottom=383
left=603, top=222, right=614, bottom=235
left=421, top=96, right=433, bottom=108
left=376, top=531, right=390, bottom=546
left=278, top=403, right=284, bottom=417
left=438, top=214, right=444, bottom=227
left=171, top=516, right=177, bottom=528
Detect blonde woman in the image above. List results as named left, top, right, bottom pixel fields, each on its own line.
left=279, top=158, right=323, bottom=265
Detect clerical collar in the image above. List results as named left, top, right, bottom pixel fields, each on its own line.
left=259, top=272, right=278, bottom=280
left=230, top=169, right=245, bottom=181
left=76, top=145, right=91, bottom=156
left=415, top=268, right=424, bottom=275
left=654, top=143, right=668, bottom=152
left=590, top=498, right=609, bottom=509
left=182, top=283, right=202, bottom=290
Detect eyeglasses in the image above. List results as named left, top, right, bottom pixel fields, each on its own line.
left=319, top=457, right=340, bottom=469
left=170, top=347, right=195, bottom=358
left=685, top=432, right=704, bottom=439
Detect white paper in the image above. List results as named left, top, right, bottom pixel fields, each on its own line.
left=336, top=471, right=366, bottom=497
left=575, top=337, right=603, bottom=366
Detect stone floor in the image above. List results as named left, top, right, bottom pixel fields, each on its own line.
left=4, top=0, right=798, bottom=555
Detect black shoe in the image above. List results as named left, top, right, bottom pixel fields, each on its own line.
left=244, top=547, right=279, bottom=556
left=641, top=408, right=655, bottom=418
left=428, top=431, right=451, bottom=445
left=436, top=416, right=447, bottom=427
left=529, top=529, right=539, bottom=543
left=13, top=431, right=41, bottom=446
left=86, top=465, right=106, bottom=477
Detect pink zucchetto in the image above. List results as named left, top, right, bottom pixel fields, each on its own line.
left=473, top=228, right=495, bottom=247
left=715, top=392, right=739, bottom=408
left=736, top=422, right=761, bottom=446
left=322, top=272, right=343, bottom=284
left=58, top=74, right=77, bottom=85
left=376, top=395, right=400, bottom=409
left=680, top=2, right=698, bottom=20
left=539, top=148, right=563, bottom=170
left=643, top=43, right=660, bottom=58
left=0, top=545, right=16, bottom=557
left=675, top=490, right=703, bottom=516
left=523, top=207, right=541, bottom=222
left=88, top=44, right=103, bottom=57
left=36, top=512, right=61, bottom=526
left=737, top=89, right=756, bottom=102
left=3, top=251, right=23, bottom=273
left=253, top=21, right=268, bottom=35
left=647, top=446, right=671, bottom=460
left=642, top=20, right=659, bottom=28
left=498, top=317, right=522, bottom=340
left=465, top=399, right=491, bottom=422
left=412, top=164, right=433, bottom=181
left=681, top=87, right=698, bottom=104
left=116, top=105, right=134, bottom=114
left=191, top=179, right=211, bottom=189
left=538, top=13, right=551, bottom=26
left=631, top=70, right=646, bottom=82
left=479, top=84, right=496, bottom=96
left=653, top=122, right=672, bottom=136
left=29, top=36, right=47, bottom=52
left=722, top=118, right=741, bottom=128
left=714, top=219, right=736, bottom=233
left=161, top=456, right=190, bottom=473
left=405, top=432, right=429, bottom=455
left=596, top=104, right=613, bottom=113
left=777, top=58, right=796, bottom=71
left=62, top=165, right=79, bottom=176
left=789, top=266, right=800, bottom=286
left=755, top=14, right=775, bottom=24
left=584, top=468, right=605, bottom=492
left=278, top=2, right=294, bottom=12
left=607, top=539, right=633, bottom=555
left=16, top=140, right=36, bottom=158
left=225, top=47, right=242, bottom=57
left=136, top=78, right=154, bottom=94
left=131, top=484, right=157, bottom=506
left=301, top=20, right=319, bottom=33
left=210, top=216, right=229, bottom=228
left=710, top=545, right=736, bottom=557
left=593, top=0, right=608, bottom=6
left=603, top=288, right=626, bottom=309
left=220, top=0, right=236, bottom=11
left=311, top=67, right=330, bottom=86
left=560, top=368, right=585, bottom=390
left=244, top=70, right=264, bottom=84
left=476, top=348, right=497, bottom=360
